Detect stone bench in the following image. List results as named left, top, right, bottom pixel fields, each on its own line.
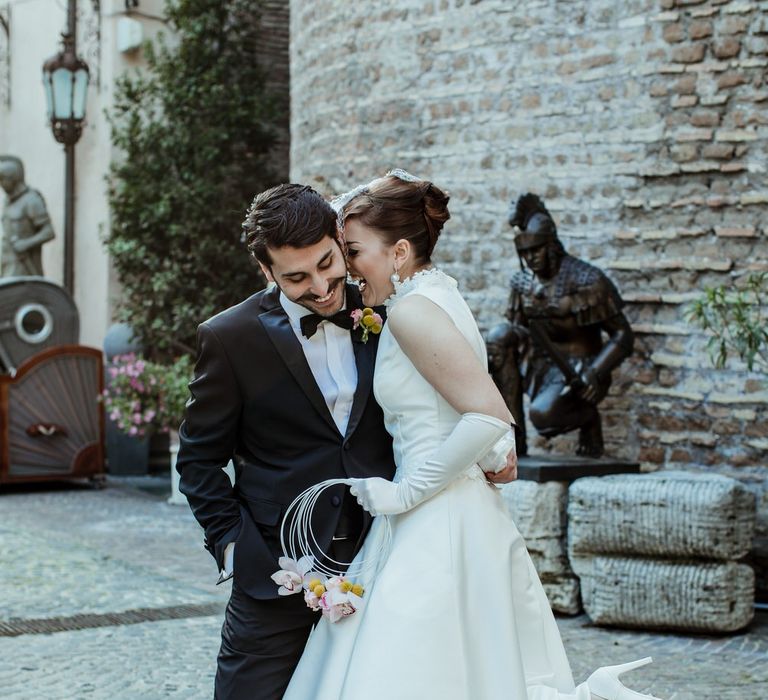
left=567, top=471, right=757, bottom=632
left=571, top=556, right=754, bottom=633
left=568, top=471, right=756, bottom=560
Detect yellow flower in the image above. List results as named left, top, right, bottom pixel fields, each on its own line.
left=351, top=583, right=364, bottom=596
left=371, top=323, right=382, bottom=334
left=362, top=307, right=374, bottom=317
left=341, top=581, right=353, bottom=593
left=307, top=578, right=321, bottom=591
left=313, top=584, right=326, bottom=597
left=361, top=315, right=376, bottom=328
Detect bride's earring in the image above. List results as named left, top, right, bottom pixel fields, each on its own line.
left=390, top=268, right=402, bottom=292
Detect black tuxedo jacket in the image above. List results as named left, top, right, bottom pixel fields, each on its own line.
left=177, top=283, right=395, bottom=599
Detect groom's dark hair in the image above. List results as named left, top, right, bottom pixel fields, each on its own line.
left=243, top=183, right=338, bottom=266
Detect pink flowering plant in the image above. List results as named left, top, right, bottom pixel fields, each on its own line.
left=103, top=353, right=193, bottom=438
left=350, top=307, right=383, bottom=343
left=271, top=556, right=365, bottom=623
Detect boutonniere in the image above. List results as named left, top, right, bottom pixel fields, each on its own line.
left=350, top=307, right=383, bottom=343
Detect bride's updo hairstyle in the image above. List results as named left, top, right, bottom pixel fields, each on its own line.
left=343, top=175, right=450, bottom=263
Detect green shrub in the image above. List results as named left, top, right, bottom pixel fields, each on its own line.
left=106, top=0, right=278, bottom=361
left=686, top=272, right=767, bottom=374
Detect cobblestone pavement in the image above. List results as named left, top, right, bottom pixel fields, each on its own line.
left=0, top=476, right=766, bottom=699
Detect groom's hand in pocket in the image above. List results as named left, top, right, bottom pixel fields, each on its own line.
left=485, top=449, right=518, bottom=485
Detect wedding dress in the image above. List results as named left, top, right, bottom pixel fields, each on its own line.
left=284, top=269, right=649, bottom=700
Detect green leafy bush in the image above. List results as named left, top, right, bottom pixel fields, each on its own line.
left=686, top=272, right=767, bottom=374
left=106, top=0, right=278, bottom=360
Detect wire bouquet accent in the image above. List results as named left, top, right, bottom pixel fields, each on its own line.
left=270, top=479, right=391, bottom=623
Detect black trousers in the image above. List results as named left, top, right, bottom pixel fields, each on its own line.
left=215, top=504, right=362, bottom=700
left=215, top=583, right=317, bottom=700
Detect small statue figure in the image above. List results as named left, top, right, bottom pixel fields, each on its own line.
left=487, top=320, right=528, bottom=456
left=0, top=155, right=55, bottom=278
left=503, top=193, right=634, bottom=457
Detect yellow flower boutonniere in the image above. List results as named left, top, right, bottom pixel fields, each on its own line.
left=350, top=307, right=383, bottom=343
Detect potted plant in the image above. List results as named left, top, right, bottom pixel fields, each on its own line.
left=103, top=353, right=193, bottom=475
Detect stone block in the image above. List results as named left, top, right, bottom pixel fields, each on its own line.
left=720, top=17, right=749, bottom=35
left=715, top=128, right=757, bottom=141
left=500, top=480, right=567, bottom=539
left=662, top=23, right=684, bottom=43
left=526, top=539, right=572, bottom=578
left=500, top=480, right=581, bottom=613
left=672, top=44, right=706, bottom=63
left=717, top=72, right=748, bottom=89
left=702, top=142, right=735, bottom=159
left=671, top=95, right=697, bottom=108
left=568, top=471, right=756, bottom=560
left=714, top=226, right=757, bottom=237
left=573, top=556, right=754, bottom=632
left=713, top=37, right=742, bottom=59
left=689, top=20, right=713, bottom=39
left=541, top=576, right=581, bottom=616
left=690, top=110, right=720, bottom=127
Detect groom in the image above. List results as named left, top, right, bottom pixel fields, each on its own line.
left=177, top=183, right=517, bottom=699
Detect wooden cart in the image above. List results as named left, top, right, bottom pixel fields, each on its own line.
left=0, top=345, right=105, bottom=485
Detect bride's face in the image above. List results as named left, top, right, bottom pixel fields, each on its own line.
left=343, top=219, right=396, bottom=306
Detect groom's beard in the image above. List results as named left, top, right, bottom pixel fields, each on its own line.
left=280, top=275, right=347, bottom=317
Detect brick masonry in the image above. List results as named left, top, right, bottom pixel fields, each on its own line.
left=289, top=0, right=768, bottom=593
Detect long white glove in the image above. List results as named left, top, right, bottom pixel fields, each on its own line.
left=348, top=412, right=512, bottom=516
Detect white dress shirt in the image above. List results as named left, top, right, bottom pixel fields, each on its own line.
left=279, top=291, right=358, bottom=435
left=219, top=288, right=358, bottom=583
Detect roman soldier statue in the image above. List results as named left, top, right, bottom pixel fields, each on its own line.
left=503, top=193, right=634, bottom=457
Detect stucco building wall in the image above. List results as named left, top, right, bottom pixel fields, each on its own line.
left=0, top=0, right=169, bottom=348
left=0, top=0, right=290, bottom=348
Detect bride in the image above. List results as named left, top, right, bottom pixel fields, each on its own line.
left=283, top=170, right=660, bottom=700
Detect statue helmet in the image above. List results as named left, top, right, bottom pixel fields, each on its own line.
left=508, top=193, right=558, bottom=251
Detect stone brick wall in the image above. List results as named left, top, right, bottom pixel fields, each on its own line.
left=290, top=0, right=767, bottom=587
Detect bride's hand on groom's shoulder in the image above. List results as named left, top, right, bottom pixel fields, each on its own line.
left=484, top=449, right=518, bottom=485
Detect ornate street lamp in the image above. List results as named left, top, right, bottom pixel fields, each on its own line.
left=42, top=32, right=90, bottom=146
left=41, top=0, right=89, bottom=296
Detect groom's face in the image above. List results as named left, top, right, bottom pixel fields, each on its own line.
left=260, top=237, right=347, bottom=316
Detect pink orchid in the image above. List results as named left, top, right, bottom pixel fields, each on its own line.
left=270, top=555, right=315, bottom=596
left=350, top=308, right=363, bottom=329
left=323, top=588, right=363, bottom=623
left=303, top=588, right=322, bottom=611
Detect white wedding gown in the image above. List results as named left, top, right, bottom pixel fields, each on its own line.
left=284, top=269, right=596, bottom=700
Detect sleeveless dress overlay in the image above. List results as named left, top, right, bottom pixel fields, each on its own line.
left=284, top=269, right=595, bottom=700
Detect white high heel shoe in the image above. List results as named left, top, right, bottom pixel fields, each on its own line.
left=587, top=657, right=662, bottom=700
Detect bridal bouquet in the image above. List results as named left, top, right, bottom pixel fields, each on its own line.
left=272, top=556, right=365, bottom=623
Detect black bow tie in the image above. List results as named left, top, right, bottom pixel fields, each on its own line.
left=300, top=309, right=354, bottom=338
left=299, top=305, right=388, bottom=340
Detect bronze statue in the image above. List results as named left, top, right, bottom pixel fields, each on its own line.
left=501, top=193, right=634, bottom=458
left=0, top=155, right=55, bottom=278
